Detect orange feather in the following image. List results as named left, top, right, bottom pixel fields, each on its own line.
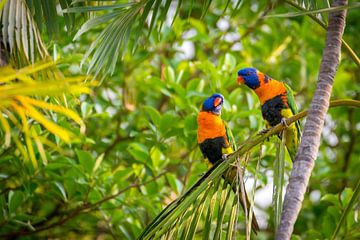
left=197, top=111, right=228, bottom=144
left=254, top=73, right=287, bottom=105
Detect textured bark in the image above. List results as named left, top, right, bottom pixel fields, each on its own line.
left=276, top=0, right=348, bottom=239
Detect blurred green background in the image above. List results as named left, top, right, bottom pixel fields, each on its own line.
left=0, top=0, right=359, bottom=239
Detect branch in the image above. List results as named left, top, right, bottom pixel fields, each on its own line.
left=284, top=0, right=360, bottom=67
left=229, top=99, right=360, bottom=161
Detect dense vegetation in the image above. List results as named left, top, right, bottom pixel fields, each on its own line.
left=0, top=0, right=359, bottom=239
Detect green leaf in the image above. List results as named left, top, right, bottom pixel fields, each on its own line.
left=150, top=146, right=166, bottom=171
left=8, top=191, right=24, bottom=214
left=88, top=189, right=102, bottom=203
left=75, top=149, right=95, bottom=173
left=341, top=187, right=354, bottom=207
left=332, top=179, right=360, bottom=240
left=166, top=173, right=183, bottom=194
left=321, top=193, right=340, bottom=207
left=160, top=113, right=176, bottom=135
left=223, top=53, right=236, bottom=71
left=164, top=66, right=175, bottom=82
left=144, top=106, right=161, bottom=126
left=127, top=143, right=149, bottom=163
left=54, top=182, right=67, bottom=202
left=93, top=153, right=104, bottom=173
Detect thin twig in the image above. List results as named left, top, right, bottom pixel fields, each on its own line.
left=284, top=0, right=360, bottom=67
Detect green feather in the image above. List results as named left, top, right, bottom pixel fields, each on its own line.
left=284, top=83, right=302, bottom=137
left=224, top=121, right=236, bottom=150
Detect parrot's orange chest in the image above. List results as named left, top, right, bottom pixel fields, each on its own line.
left=197, top=112, right=227, bottom=144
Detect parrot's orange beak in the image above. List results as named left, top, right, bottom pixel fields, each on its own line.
left=237, top=76, right=244, bottom=85
left=213, top=97, right=222, bottom=107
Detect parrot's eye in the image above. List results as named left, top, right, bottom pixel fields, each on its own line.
left=246, top=72, right=250, bottom=76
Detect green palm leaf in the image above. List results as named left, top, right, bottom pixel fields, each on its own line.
left=69, top=0, right=221, bottom=76
left=138, top=152, right=257, bottom=239
left=1, top=0, right=48, bottom=63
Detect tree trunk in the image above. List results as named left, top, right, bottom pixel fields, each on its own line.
left=275, top=0, right=348, bottom=239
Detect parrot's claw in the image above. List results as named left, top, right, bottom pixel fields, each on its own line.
left=222, top=154, right=228, bottom=161
left=198, top=172, right=205, bottom=177
left=281, top=118, right=289, bottom=127
left=258, top=128, right=270, bottom=135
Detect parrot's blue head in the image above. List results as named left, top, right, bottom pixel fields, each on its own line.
left=237, top=67, right=261, bottom=89
left=201, top=93, right=224, bottom=115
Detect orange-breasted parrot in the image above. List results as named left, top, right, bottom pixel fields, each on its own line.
left=237, top=67, right=301, bottom=161
left=197, top=93, right=260, bottom=233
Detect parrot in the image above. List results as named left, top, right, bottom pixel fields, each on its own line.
left=237, top=67, right=301, bottom=161
left=197, top=93, right=260, bottom=233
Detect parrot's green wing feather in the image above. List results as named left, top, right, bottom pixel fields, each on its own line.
left=284, top=83, right=302, bottom=137
left=224, top=121, right=237, bottom=150
left=284, top=83, right=298, bottom=114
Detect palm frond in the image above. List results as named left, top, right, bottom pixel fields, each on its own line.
left=0, top=0, right=48, bottom=63
left=273, top=130, right=286, bottom=229
left=267, top=2, right=360, bottom=18
left=138, top=152, right=259, bottom=239
left=0, top=60, right=91, bottom=168
left=69, top=0, right=230, bottom=76
left=0, top=0, right=87, bottom=65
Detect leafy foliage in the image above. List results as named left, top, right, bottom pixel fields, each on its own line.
left=0, top=60, right=90, bottom=168
left=0, top=0, right=359, bottom=239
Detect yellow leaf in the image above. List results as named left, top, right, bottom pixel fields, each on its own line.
left=16, top=96, right=85, bottom=133
left=17, top=99, right=74, bottom=143
left=25, top=133, right=38, bottom=169
left=0, top=110, right=11, bottom=147
left=31, top=127, right=47, bottom=165
left=11, top=102, right=38, bottom=169
left=0, top=61, right=55, bottom=82
left=0, top=81, right=90, bottom=103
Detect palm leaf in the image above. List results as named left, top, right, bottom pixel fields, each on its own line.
left=267, top=2, right=360, bottom=18
left=273, top=130, right=286, bottom=229
left=0, top=60, right=91, bottom=168
left=0, top=0, right=87, bottom=65
left=70, top=0, right=244, bottom=76
left=0, top=0, right=48, bottom=64
left=138, top=154, right=256, bottom=239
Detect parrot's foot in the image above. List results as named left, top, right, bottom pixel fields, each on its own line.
left=198, top=172, right=205, bottom=177
left=222, top=154, right=228, bottom=161
left=258, top=128, right=270, bottom=135
left=281, top=118, right=289, bottom=127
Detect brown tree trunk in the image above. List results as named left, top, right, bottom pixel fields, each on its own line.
left=275, top=0, right=348, bottom=239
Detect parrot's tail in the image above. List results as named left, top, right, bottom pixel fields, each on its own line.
left=284, top=124, right=300, bottom=162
